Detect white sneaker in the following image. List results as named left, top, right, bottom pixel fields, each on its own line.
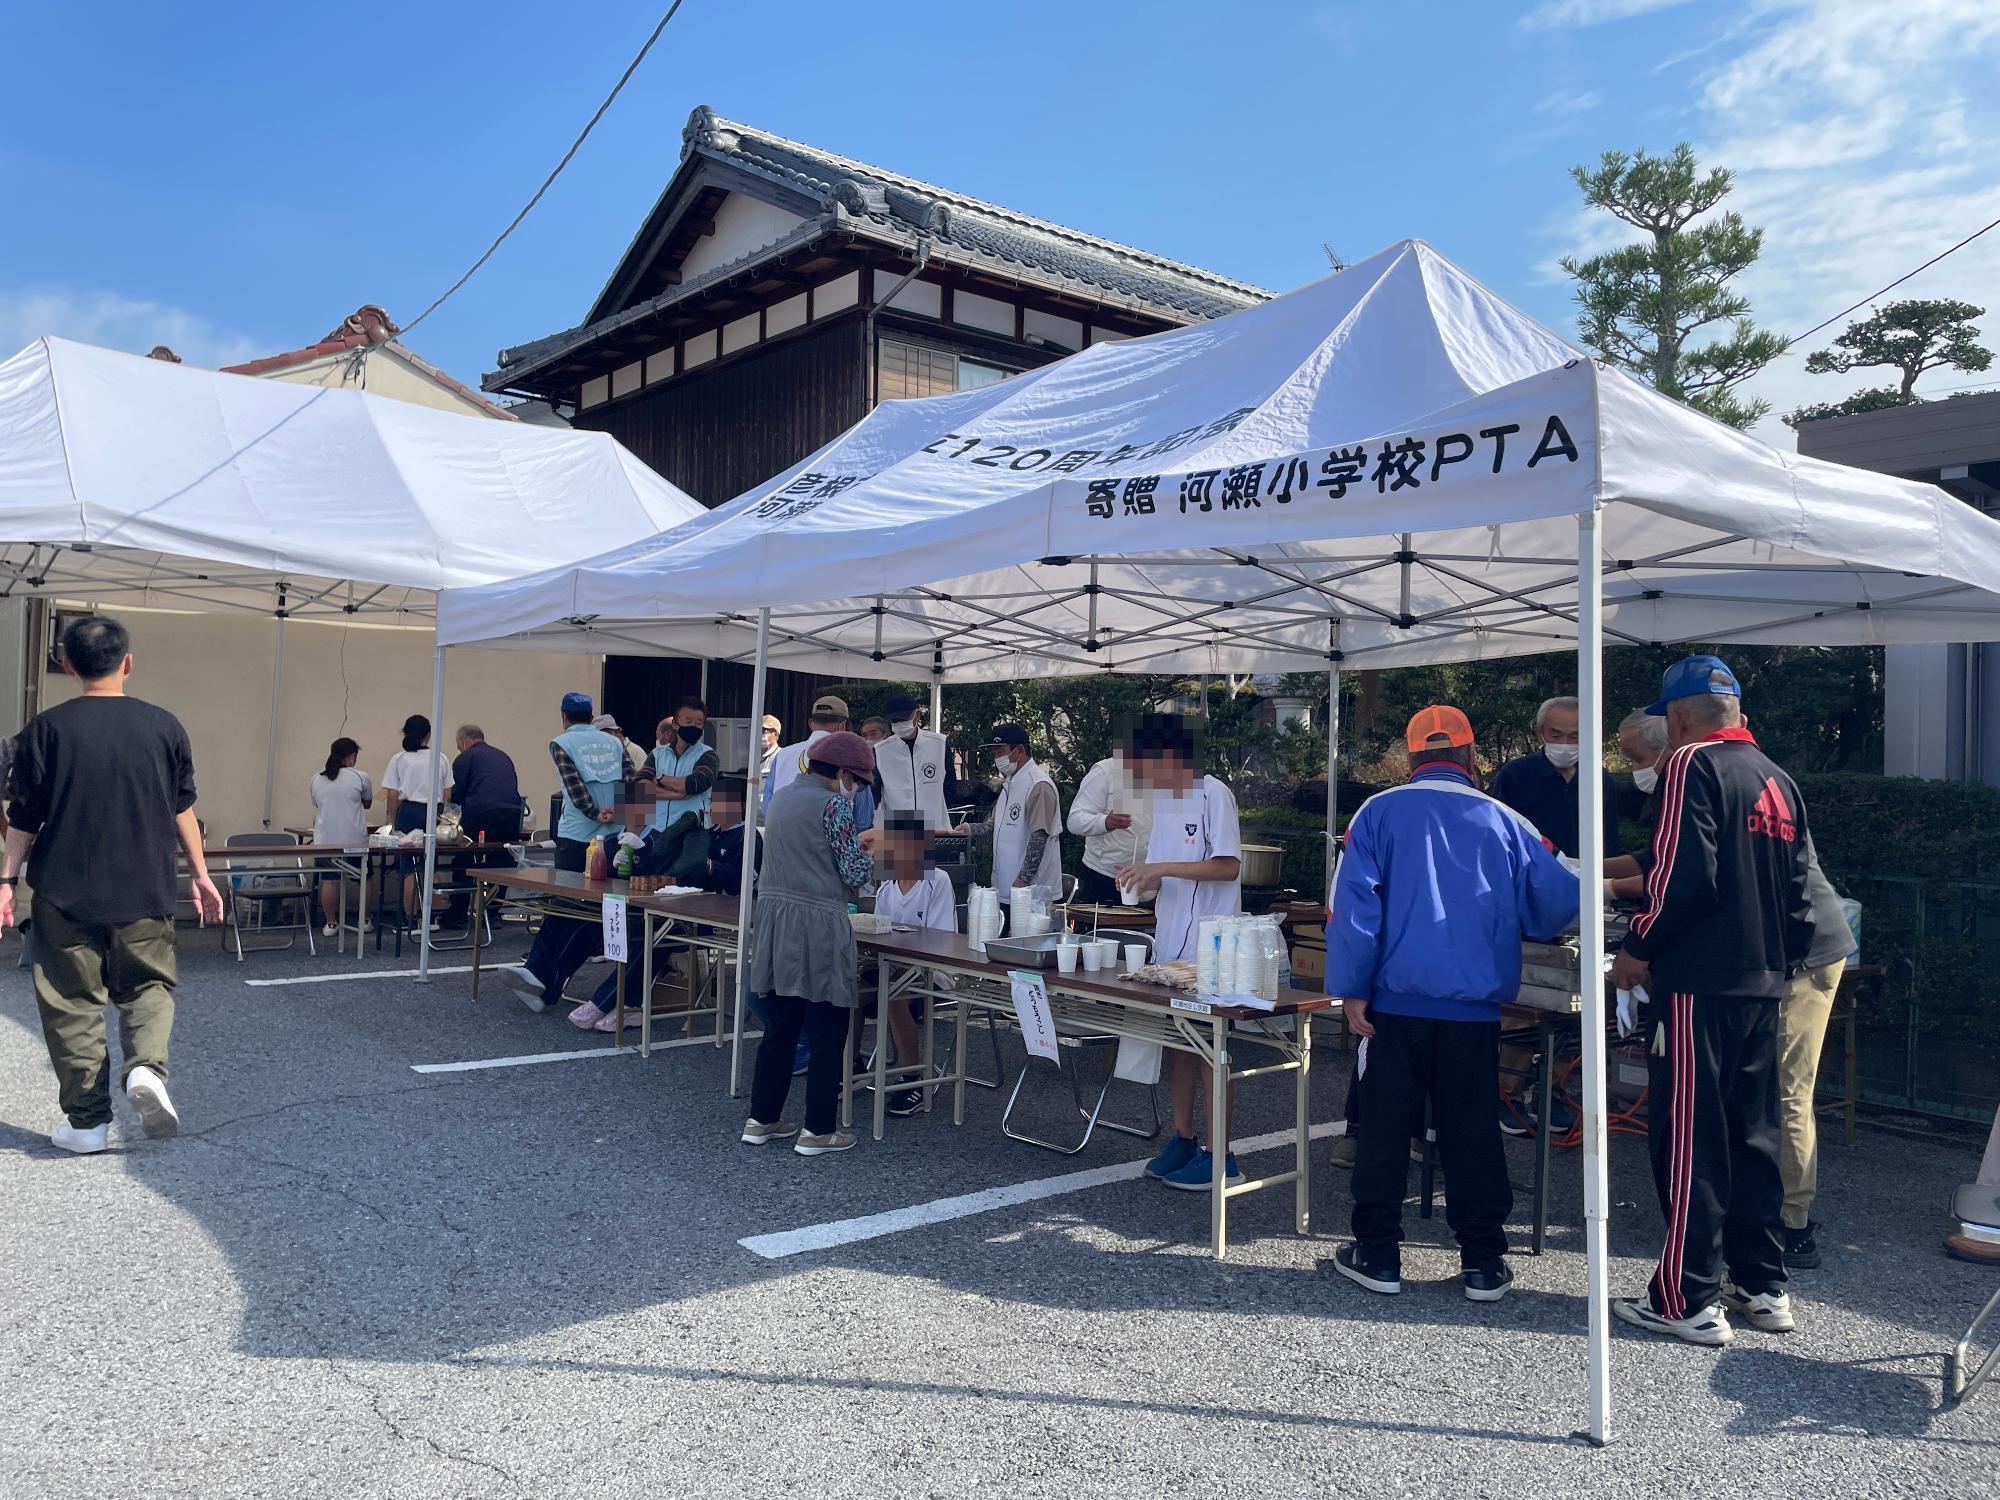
left=125, top=1065, right=180, bottom=1138
left=1613, top=1296, right=1734, bottom=1346
left=504, top=966, right=547, bottom=1013
left=321, top=923, right=337, bottom=938
left=51, top=1121, right=110, bottom=1154
left=1722, top=1285, right=1796, bottom=1333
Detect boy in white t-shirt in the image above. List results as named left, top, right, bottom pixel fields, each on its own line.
left=872, top=812, right=958, bottom=1117
left=1114, top=713, right=1244, bottom=1192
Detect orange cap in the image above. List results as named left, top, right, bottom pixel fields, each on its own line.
left=1405, top=705, right=1475, bottom=752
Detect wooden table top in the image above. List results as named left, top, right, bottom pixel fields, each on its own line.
left=471, top=866, right=744, bottom=927
left=857, top=924, right=1335, bottom=1020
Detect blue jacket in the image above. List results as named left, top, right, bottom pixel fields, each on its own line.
left=1328, top=765, right=1580, bottom=1022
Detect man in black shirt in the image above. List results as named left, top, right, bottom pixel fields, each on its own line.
left=444, top=724, right=521, bottom=930
left=1488, top=695, right=1619, bottom=860
left=2, top=616, right=224, bottom=1153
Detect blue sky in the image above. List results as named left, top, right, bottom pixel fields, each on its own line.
left=4, top=0, right=1998, bottom=440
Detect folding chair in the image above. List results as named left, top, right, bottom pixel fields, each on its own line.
left=1001, top=1027, right=1161, bottom=1154
left=220, top=833, right=317, bottom=961
left=1948, top=1182, right=2000, bottom=1406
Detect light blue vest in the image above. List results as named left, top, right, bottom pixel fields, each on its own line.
left=554, top=725, right=625, bottom=845
left=649, top=737, right=713, bottom=831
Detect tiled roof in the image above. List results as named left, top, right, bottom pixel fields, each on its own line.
left=486, top=107, right=1269, bottom=390
left=226, top=306, right=518, bottom=419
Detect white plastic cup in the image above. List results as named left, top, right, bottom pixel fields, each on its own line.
left=1119, top=880, right=1141, bottom=907
left=1123, top=944, right=1146, bottom=974
left=1056, top=944, right=1079, bottom=974
left=1080, top=944, right=1106, bottom=972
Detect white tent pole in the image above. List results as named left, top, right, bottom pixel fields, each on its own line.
left=730, top=607, right=772, bottom=1097
left=699, top=658, right=709, bottom=701
left=1324, top=621, right=1342, bottom=901
left=1575, top=507, right=1612, bottom=1446
left=261, top=605, right=286, bottom=829
left=929, top=648, right=943, bottom=726
left=1197, top=673, right=1209, bottom=716
left=416, top=642, right=446, bottom=983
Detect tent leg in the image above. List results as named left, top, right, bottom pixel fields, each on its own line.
left=262, top=612, right=285, bottom=829
left=731, top=608, right=771, bottom=1097
left=1324, top=623, right=1341, bottom=901
left=699, top=658, right=709, bottom=701
left=1575, top=508, right=1612, bottom=1446
left=416, top=643, right=446, bottom=983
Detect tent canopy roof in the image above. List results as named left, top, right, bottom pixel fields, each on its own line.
left=438, top=241, right=2000, bottom=678
left=0, top=337, right=704, bottom=621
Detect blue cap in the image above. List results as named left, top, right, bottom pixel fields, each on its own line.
left=1645, top=655, right=1740, bottom=716
left=560, top=691, right=594, bottom=717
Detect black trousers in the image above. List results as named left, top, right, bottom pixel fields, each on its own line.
left=1073, top=866, right=1121, bottom=906
left=1644, top=992, right=1785, bottom=1316
left=750, top=994, right=850, bottom=1136
left=445, top=805, right=522, bottom=921
left=522, top=836, right=600, bottom=999
left=1351, top=1010, right=1511, bottom=1268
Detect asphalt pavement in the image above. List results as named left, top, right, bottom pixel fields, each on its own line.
left=1, top=925, right=1994, bottom=1499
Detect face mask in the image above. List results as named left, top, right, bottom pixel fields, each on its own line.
left=1543, top=743, right=1581, bottom=770
left=892, top=720, right=916, bottom=740
left=676, top=723, right=703, bottom=745
left=994, top=755, right=1019, bottom=779
left=837, top=773, right=858, bottom=802
left=1632, top=765, right=1659, bottom=794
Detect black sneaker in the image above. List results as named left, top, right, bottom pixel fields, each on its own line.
left=1782, top=1222, right=1821, bottom=1270
left=1462, top=1262, right=1514, bottom=1303
left=1326, top=1243, right=1401, bottom=1295
left=884, top=1088, right=923, bottom=1118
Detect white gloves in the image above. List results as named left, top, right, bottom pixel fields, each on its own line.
left=1616, top=984, right=1648, bottom=1038
left=617, top=830, right=647, bottom=850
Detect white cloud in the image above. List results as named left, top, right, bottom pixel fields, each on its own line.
left=1540, top=0, right=2000, bottom=435
left=0, top=287, right=262, bottom=369
left=1520, top=0, right=1695, bottom=30
left=1535, top=87, right=1604, bottom=116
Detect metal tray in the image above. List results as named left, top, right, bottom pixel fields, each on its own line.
left=983, top=933, right=1066, bottom=969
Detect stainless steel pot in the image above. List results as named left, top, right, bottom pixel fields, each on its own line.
left=1239, top=844, right=1284, bottom=886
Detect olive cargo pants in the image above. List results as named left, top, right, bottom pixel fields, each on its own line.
left=33, top=900, right=177, bottom=1130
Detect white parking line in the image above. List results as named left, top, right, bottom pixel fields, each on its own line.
left=410, top=1029, right=762, bottom=1073
left=739, top=1120, right=1346, bottom=1260
left=243, top=964, right=477, bottom=987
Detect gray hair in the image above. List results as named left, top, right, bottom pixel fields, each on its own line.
left=456, top=724, right=484, bottom=743
left=1535, top=695, right=1579, bottom=730
left=1672, top=691, right=1741, bottom=731
left=1617, top=709, right=1667, bottom=756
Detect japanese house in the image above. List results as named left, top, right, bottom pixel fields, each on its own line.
left=482, top=105, right=1269, bottom=740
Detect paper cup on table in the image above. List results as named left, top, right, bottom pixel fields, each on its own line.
left=1095, top=939, right=1121, bottom=969
left=1056, top=943, right=1079, bottom=974
left=1080, top=944, right=1105, bottom=972
left=1123, top=944, right=1146, bottom=974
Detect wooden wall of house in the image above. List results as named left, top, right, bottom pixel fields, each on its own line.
left=573, top=313, right=869, bottom=506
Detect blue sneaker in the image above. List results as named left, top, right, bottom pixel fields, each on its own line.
left=1162, top=1149, right=1243, bottom=1192
left=1144, top=1134, right=1200, bottom=1180
left=1523, top=1091, right=1578, bottom=1139
left=1498, top=1096, right=1531, bottom=1137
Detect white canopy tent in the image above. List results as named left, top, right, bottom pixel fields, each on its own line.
left=438, top=240, right=2000, bottom=1443
left=0, top=333, right=704, bottom=914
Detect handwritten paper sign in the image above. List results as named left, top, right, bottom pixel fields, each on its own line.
left=602, top=895, right=629, bottom=964
left=1009, top=970, right=1059, bottom=1063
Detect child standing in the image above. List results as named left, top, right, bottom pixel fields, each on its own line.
left=872, top=812, right=958, bottom=1116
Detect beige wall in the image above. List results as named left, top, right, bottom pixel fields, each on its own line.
left=260, top=348, right=501, bottom=420
left=39, top=608, right=599, bottom=840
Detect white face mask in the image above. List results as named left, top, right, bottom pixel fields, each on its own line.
left=1543, top=743, right=1581, bottom=770
left=994, top=755, right=1019, bottom=779
left=1632, top=765, right=1659, bottom=794
left=837, top=773, right=858, bottom=802
left=892, top=720, right=916, bottom=740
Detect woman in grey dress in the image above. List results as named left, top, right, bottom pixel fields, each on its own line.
left=744, top=730, right=879, bottom=1155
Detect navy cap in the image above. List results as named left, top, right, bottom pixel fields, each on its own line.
left=884, top=691, right=919, bottom=717
left=983, top=722, right=1030, bottom=749
left=1645, top=655, right=1740, bottom=716
left=560, top=691, right=594, bottom=717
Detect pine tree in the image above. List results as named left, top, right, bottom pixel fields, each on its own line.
left=1560, top=144, right=1787, bottom=430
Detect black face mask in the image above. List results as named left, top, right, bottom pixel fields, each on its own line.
left=676, top=723, right=703, bottom=745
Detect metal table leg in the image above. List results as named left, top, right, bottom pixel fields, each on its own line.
left=640, top=911, right=654, bottom=1059
left=1533, top=1013, right=1556, bottom=1256
left=953, top=989, right=969, bottom=1126
left=872, top=958, right=890, bottom=1141
left=470, top=876, right=486, bottom=999
left=1210, top=1013, right=1230, bottom=1260
left=1295, top=1014, right=1313, bottom=1235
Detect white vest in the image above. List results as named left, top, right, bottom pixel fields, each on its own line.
left=875, top=729, right=950, bottom=830
left=992, top=759, right=1062, bottom=907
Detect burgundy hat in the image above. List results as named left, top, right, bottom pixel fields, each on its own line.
left=811, top=730, right=876, bottom=778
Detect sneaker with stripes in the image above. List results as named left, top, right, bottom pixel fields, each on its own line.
left=1613, top=1296, right=1734, bottom=1346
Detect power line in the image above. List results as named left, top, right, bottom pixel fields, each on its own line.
left=400, top=3, right=685, bottom=337
left=1788, top=212, right=2000, bottom=349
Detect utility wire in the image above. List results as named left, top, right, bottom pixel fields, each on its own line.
left=400, top=2, right=685, bottom=337
left=1788, top=212, right=2000, bottom=349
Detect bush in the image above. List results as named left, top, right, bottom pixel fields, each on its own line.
left=1798, top=772, right=2000, bottom=885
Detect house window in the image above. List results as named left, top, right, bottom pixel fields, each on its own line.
left=877, top=338, right=1017, bottom=401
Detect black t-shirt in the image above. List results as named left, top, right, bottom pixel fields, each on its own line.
left=9, top=695, right=197, bottom=924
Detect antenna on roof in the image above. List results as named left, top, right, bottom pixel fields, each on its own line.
left=1322, top=244, right=1347, bottom=272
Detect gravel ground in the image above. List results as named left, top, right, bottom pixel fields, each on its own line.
left=1, top=928, right=1994, bottom=1499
